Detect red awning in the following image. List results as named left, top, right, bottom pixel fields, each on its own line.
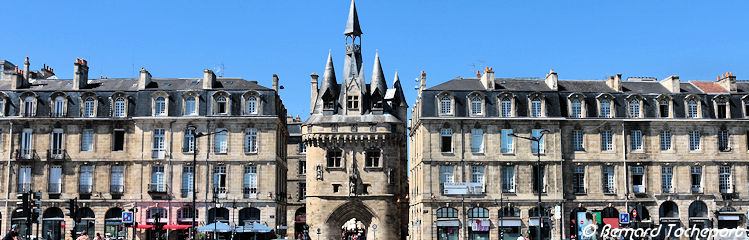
left=137, top=225, right=154, bottom=229
left=164, top=225, right=192, bottom=230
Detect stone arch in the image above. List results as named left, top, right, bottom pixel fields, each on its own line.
left=325, top=200, right=377, bottom=239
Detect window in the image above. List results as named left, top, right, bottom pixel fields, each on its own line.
left=717, top=101, right=728, bottom=118
left=81, top=129, right=94, bottom=152
left=572, top=130, right=584, bottom=151
left=687, top=99, right=699, bottom=118
left=53, top=96, right=65, bottom=117
left=152, top=129, right=166, bottom=158
left=347, top=95, right=359, bottom=109
left=628, top=99, right=640, bottom=118
left=659, top=100, right=669, bottom=117
left=630, top=130, right=642, bottom=151
left=0, top=98, right=5, bottom=116
left=570, top=98, right=582, bottom=118
left=660, top=131, right=671, bottom=151
left=689, top=131, right=700, bottom=151
left=23, top=97, right=34, bottom=117
left=470, top=129, right=483, bottom=153
left=365, top=150, right=380, bottom=167
left=471, top=166, right=484, bottom=184
left=80, top=166, right=93, bottom=193
left=439, top=166, right=454, bottom=190
left=531, top=98, right=542, bottom=117
left=150, top=166, right=165, bottom=192
left=501, top=166, right=515, bottom=192
left=601, top=130, right=613, bottom=151
left=632, top=166, right=644, bottom=193
left=246, top=96, right=257, bottom=114
left=114, top=97, right=126, bottom=117
left=154, top=97, right=166, bottom=116
left=602, top=166, right=615, bottom=193
left=440, top=128, right=452, bottom=153
left=298, top=161, right=306, bottom=174
left=532, top=165, right=545, bottom=193
left=216, top=96, right=228, bottom=114
left=600, top=99, right=611, bottom=118
left=531, top=129, right=545, bottom=154
left=323, top=98, right=335, bottom=110
left=184, top=97, right=197, bottom=115
left=299, top=183, right=306, bottom=200
left=298, top=142, right=306, bottom=153
left=470, top=97, right=482, bottom=115
left=501, top=129, right=514, bottom=153
left=745, top=100, right=749, bottom=117
left=213, top=166, right=227, bottom=194
left=690, top=166, right=701, bottom=193
left=439, top=96, right=451, bottom=114
left=49, top=166, right=62, bottom=194
left=573, top=166, right=585, bottom=194
left=214, top=129, right=227, bottom=153
left=183, top=129, right=195, bottom=153
left=113, top=130, right=125, bottom=151
left=18, top=166, right=31, bottom=192
left=50, top=129, right=64, bottom=156
left=718, top=130, right=730, bottom=152
left=244, top=128, right=258, bottom=153
left=719, top=166, right=732, bottom=193
left=468, top=208, right=489, bottom=218
left=326, top=149, right=342, bottom=168
left=111, top=166, right=124, bottom=193
left=500, top=97, right=512, bottom=117
left=661, top=167, right=673, bottom=193
left=21, top=129, right=33, bottom=158
left=243, top=166, right=257, bottom=198
left=333, top=184, right=340, bottom=193
left=436, top=208, right=458, bottom=219
left=181, top=166, right=193, bottom=197
left=83, top=98, right=95, bottom=117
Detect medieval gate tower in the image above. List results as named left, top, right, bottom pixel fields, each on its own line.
left=302, top=1, right=409, bottom=239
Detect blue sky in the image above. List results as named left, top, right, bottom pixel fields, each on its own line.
left=2, top=0, right=748, bottom=118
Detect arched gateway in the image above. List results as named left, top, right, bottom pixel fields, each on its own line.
left=326, top=201, right=377, bottom=239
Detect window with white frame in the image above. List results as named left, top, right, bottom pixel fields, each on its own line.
left=470, top=97, right=482, bottom=115
left=49, top=166, right=62, bottom=193
left=183, top=129, right=195, bottom=153
left=214, top=129, right=227, bottom=153
left=531, top=98, right=542, bottom=117
left=216, top=96, right=228, bottom=114
left=83, top=97, right=95, bottom=117
left=23, top=96, right=35, bottom=117
left=470, top=129, right=483, bottom=153
left=181, top=166, right=193, bottom=197
left=184, top=96, right=197, bottom=115
left=21, top=129, right=32, bottom=157
left=81, top=129, right=94, bottom=152
left=573, top=166, right=585, bottom=193
left=630, top=130, right=642, bottom=151
left=628, top=99, right=640, bottom=118
left=660, top=131, right=671, bottom=151
left=439, top=96, right=451, bottom=115
left=111, top=166, right=124, bottom=193
left=661, top=167, right=673, bottom=193
left=718, top=130, right=730, bottom=152
left=632, top=166, right=644, bottom=193
left=570, top=98, right=582, bottom=118
left=690, top=166, right=701, bottom=193
left=80, top=166, right=94, bottom=193
left=114, top=97, right=126, bottom=117
left=243, top=166, right=258, bottom=198
left=346, top=95, right=359, bottom=110
left=602, top=166, right=615, bottom=193
left=50, top=129, right=64, bottom=156
left=365, top=150, right=380, bottom=168
left=440, top=128, right=452, bottom=153
left=246, top=96, right=257, bottom=114
left=0, top=98, right=5, bottom=116
left=18, top=166, right=31, bottom=192
left=572, top=130, right=584, bottom=151
left=471, top=166, right=484, bottom=184
left=687, top=99, right=699, bottom=118
left=213, top=166, right=227, bottom=193
left=531, top=129, right=545, bottom=154
left=599, top=99, right=611, bottom=118
left=152, top=129, right=166, bottom=158
left=501, top=166, right=515, bottom=192
left=601, top=130, right=613, bottom=151
left=659, top=99, right=670, bottom=118
left=719, top=166, right=732, bottom=193
left=501, top=129, right=514, bottom=153
left=154, top=97, right=166, bottom=116
left=689, top=131, right=700, bottom=151
left=439, top=166, right=454, bottom=190
left=53, top=96, right=65, bottom=117
left=500, top=97, right=512, bottom=117
left=150, top=166, right=165, bottom=192
left=716, top=99, right=728, bottom=118
left=244, top=128, right=258, bottom=153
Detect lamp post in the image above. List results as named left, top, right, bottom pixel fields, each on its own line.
left=510, top=130, right=549, bottom=240
left=190, top=127, right=227, bottom=240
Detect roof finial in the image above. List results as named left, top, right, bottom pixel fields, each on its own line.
left=344, top=0, right=363, bottom=36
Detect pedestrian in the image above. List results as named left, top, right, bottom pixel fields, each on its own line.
left=77, top=230, right=91, bottom=240
left=2, top=224, right=19, bottom=240
left=94, top=232, right=103, bottom=240
left=104, top=233, right=112, bottom=240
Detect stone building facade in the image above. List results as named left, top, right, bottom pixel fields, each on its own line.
left=0, top=57, right=288, bottom=240
left=285, top=116, right=307, bottom=239
left=301, top=1, right=409, bottom=239
left=409, top=68, right=749, bottom=240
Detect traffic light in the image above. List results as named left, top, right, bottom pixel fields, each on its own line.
left=16, top=193, right=29, bottom=212
left=118, top=225, right=123, bottom=231
left=66, top=198, right=78, bottom=222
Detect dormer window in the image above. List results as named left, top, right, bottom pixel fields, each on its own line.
left=470, top=97, right=482, bottom=115
left=371, top=92, right=383, bottom=109
left=714, top=96, right=729, bottom=119
left=744, top=97, right=749, bottom=118
left=500, top=97, right=513, bottom=117
left=347, top=95, right=359, bottom=110
left=246, top=96, right=257, bottom=114
left=659, top=100, right=669, bottom=118
left=154, top=97, right=167, bottom=116
left=23, top=96, right=35, bottom=117
left=598, top=96, right=613, bottom=118
left=467, top=92, right=484, bottom=117
left=114, top=97, right=127, bottom=118
left=184, top=96, right=197, bottom=115
left=628, top=98, right=641, bottom=118
left=215, top=96, right=228, bottom=115
left=53, top=96, right=65, bottom=117
left=569, top=95, right=585, bottom=118
left=440, top=96, right=452, bottom=115
left=529, top=94, right=544, bottom=118
left=83, top=97, right=96, bottom=118
left=0, top=97, right=5, bottom=116
left=685, top=96, right=701, bottom=118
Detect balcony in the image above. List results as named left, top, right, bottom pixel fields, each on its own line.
left=148, top=183, right=167, bottom=193
left=181, top=188, right=193, bottom=198
left=110, top=185, right=124, bottom=194
left=47, top=149, right=68, bottom=161
left=243, top=187, right=257, bottom=199
left=15, top=149, right=38, bottom=161
left=79, top=184, right=92, bottom=194
left=633, top=185, right=645, bottom=193
left=17, top=183, right=31, bottom=193
left=213, top=187, right=227, bottom=199
left=691, top=186, right=702, bottom=194
left=662, top=187, right=673, bottom=194
left=152, top=150, right=166, bottom=159
left=49, top=183, right=62, bottom=194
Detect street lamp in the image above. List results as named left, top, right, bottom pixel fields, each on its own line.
left=510, top=130, right=549, bottom=240
left=190, top=127, right=227, bottom=240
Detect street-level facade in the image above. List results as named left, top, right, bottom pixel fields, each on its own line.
left=409, top=68, right=749, bottom=240
left=0, top=58, right=288, bottom=240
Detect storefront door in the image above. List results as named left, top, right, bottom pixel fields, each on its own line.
left=438, top=227, right=459, bottom=240
left=42, top=220, right=62, bottom=240
left=468, top=230, right=490, bottom=240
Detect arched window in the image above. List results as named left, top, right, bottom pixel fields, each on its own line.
left=146, top=207, right=167, bottom=223
left=53, top=96, right=65, bottom=117
left=529, top=207, right=550, bottom=217
left=83, top=97, right=95, bottom=117
left=239, top=207, right=261, bottom=224
left=154, top=97, right=166, bottom=115
left=246, top=96, right=257, bottom=114
left=688, top=201, right=707, bottom=218
left=499, top=207, right=521, bottom=218
left=687, top=99, right=699, bottom=118
left=208, top=207, right=230, bottom=223
left=501, top=97, right=512, bottom=117
left=531, top=97, right=542, bottom=117
left=628, top=99, right=640, bottom=118
left=470, top=97, right=482, bottom=115
left=599, top=99, right=611, bottom=118
left=177, top=207, right=197, bottom=220
left=23, top=97, right=35, bottom=117
left=184, top=97, right=197, bottom=115
left=436, top=208, right=458, bottom=219
left=468, top=207, right=489, bottom=218
left=571, top=98, right=582, bottom=118
left=440, top=96, right=452, bottom=115
left=216, top=96, right=228, bottom=114
left=659, top=201, right=679, bottom=218
left=114, top=97, right=126, bottom=117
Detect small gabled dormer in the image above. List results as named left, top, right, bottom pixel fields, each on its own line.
left=567, top=93, right=586, bottom=118
left=684, top=95, right=702, bottom=119
left=713, top=95, right=730, bottom=119
left=655, top=94, right=672, bottom=118
left=466, top=91, right=485, bottom=117
left=498, top=92, right=515, bottom=118
left=436, top=91, right=455, bottom=117
left=528, top=92, right=546, bottom=118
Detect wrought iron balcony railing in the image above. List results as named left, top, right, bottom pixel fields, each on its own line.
left=15, top=149, right=38, bottom=160
left=148, top=183, right=167, bottom=193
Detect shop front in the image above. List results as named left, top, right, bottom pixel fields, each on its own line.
left=688, top=201, right=711, bottom=240
left=499, top=207, right=522, bottom=240
left=717, top=207, right=742, bottom=229
left=467, top=207, right=490, bottom=240
left=658, top=201, right=681, bottom=240
left=42, top=207, right=64, bottom=240
left=436, top=207, right=460, bottom=240
left=105, top=208, right=127, bottom=239
left=530, top=207, right=551, bottom=240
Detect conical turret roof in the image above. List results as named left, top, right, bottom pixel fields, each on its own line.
left=344, top=0, right=363, bottom=36
left=370, top=53, right=387, bottom=95
left=319, top=52, right=338, bottom=98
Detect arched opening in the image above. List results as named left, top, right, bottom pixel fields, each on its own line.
left=659, top=201, right=681, bottom=239
left=529, top=207, right=551, bottom=240
left=499, top=207, right=521, bottom=240
left=717, top=206, right=742, bottom=229
left=325, top=201, right=376, bottom=240
left=42, top=207, right=64, bottom=240
left=436, top=207, right=459, bottom=240
left=602, top=207, right=620, bottom=228
left=76, top=207, right=95, bottom=236
left=294, top=207, right=308, bottom=239
left=688, top=201, right=711, bottom=234
left=105, top=208, right=126, bottom=239
left=208, top=207, right=229, bottom=223
left=238, top=207, right=261, bottom=225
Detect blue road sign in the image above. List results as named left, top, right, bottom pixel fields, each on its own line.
left=122, top=211, right=134, bottom=223
left=619, top=213, right=630, bottom=224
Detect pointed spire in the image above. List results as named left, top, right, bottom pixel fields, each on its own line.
left=344, top=0, right=363, bottom=36
left=370, top=53, right=387, bottom=95
left=392, top=71, right=408, bottom=107
left=319, top=52, right=338, bottom=98
left=393, top=71, right=400, bottom=84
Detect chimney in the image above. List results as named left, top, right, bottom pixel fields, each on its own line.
left=202, top=69, right=216, bottom=89
left=605, top=74, right=622, bottom=92
left=659, top=75, right=680, bottom=93
left=137, top=67, right=152, bottom=90
left=272, top=74, right=279, bottom=92
left=73, top=58, right=89, bottom=90
left=23, top=57, right=30, bottom=80
left=480, top=67, right=495, bottom=90
left=419, top=71, right=427, bottom=96
left=717, top=72, right=737, bottom=92
left=4, top=70, right=23, bottom=89
left=310, top=73, right=319, bottom=114
left=544, top=69, right=558, bottom=90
